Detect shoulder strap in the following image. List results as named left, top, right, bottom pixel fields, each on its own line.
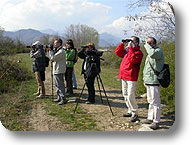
left=148, top=58, right=160, bottom=76
left=54, top=46, right=62, bottom=54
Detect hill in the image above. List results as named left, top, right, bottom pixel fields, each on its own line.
left=3, top=29, right=120, bottom=47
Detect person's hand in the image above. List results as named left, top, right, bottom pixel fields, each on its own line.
left=143, top=83, right=147, bottom=88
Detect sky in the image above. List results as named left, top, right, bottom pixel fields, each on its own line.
left=0, top=0, right=145, bottom=37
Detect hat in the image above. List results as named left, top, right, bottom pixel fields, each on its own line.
left=32, top=41, right=41, bottom=46
left=86, top=42, right=95, bottom=49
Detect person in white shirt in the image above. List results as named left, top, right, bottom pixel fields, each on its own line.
left=49, top=39, right=67, bottom=105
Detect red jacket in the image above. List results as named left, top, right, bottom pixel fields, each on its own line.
left=115, top=43, right=143, bottom=81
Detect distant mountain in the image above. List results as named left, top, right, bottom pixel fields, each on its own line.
left=99, top=32, right=121, bottom=47
left=3, top=29, right=46, bottom=45
left=40, top=29, right=58, bottom=35
left=3, top=28, right=121, bottom=47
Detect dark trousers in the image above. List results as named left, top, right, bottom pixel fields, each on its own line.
left=84, top=75, right=96, bottom=103
left=65, top=67, right=73, bottom=94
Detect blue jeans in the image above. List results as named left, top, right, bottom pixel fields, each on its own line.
left=72, top=70, right=77, bottom=88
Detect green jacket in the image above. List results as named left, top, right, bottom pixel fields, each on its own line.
left=143, top=43, right=164, bottom=85
left=64, top=48, right=75, bottom=68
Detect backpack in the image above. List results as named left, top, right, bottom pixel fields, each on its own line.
left=73, top=48, right=78, bottom=64
left=45, top=56, right=50, bottom=67
left=149, top=62, right=170, bottom=88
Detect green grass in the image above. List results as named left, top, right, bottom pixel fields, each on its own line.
left=43, top=99, right=99, bottom=131
left=0, top=43, right=175, bottom=131
left=0, top=53, right=99, bottom=131
left=0, top=79, right=36, bottom=131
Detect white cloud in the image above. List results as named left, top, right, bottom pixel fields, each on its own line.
left=0, top=0, right=111, bottom=31
left=99, top=17, right=135, bottom=38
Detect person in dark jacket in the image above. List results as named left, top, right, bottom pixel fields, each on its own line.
left=115, top=36, right=143, bottom=122
left=30, top=41, right=46, bottom=98
left=78, top=43, right=101, bottom=104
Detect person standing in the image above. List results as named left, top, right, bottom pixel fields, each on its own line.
left=64, top=39, right=76, bottom=96
left=115, top=36, right=143, bottom=122
left=78, top=43, right=101, bottom=104
left=142, top=37, right=164, bottom=130
left=50, top=38, right=67, bottom=105
left=30, top=41, right=46, bottom=98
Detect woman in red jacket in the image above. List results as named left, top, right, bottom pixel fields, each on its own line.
left=115, top=36, right=143, bottom=122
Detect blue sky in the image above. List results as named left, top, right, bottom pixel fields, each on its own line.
left=0, top=0, right=144, bottom=37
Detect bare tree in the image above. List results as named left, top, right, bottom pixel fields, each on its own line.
left=65, top=24, right=99, bottom=48
left=126, top=0, right=175, bottom=41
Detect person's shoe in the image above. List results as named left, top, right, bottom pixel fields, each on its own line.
left=58, top=99, right=68, bottom=105
left=149, top=122, right=159, bottom=130
left=36, top=95, right=45, bottom=99
left=131, top=114, right=139, bottom=122
left=85, top=101, right=95, bottom=104
left=123, top=113, right=132, bottom=117
left=141, top=119, right=153, bottom=124
left=33, top=92, right=40, bottom=96
left=53, top=98, right=60, bottom=102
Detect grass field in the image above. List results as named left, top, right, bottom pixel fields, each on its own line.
left=0, top=44, right=175, bottom=130
left=0, top=54, right=99, bottom=131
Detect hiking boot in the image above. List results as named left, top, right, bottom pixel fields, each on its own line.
left=36, top=95, right=45, bottom=99
left=141, top=119, right=153, bottom=124
left=85, top=101, right=95, bottom=104
left=123, top=113, right=132, bottom=117
left=58, top=99, right=68, bottom=105
left=53, top=98, right=60, bottom=102
left=149, top=122, right=159, bottom=130
left=33, top=92, right=40, bottom=96
left=131, top=114, right=139, bottom=122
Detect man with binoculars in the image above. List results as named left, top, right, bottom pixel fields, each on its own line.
left=30, top=41, right=46, bottom=98
left=115, top=36, right=143, bottom=122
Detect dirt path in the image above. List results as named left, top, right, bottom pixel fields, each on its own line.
left=75, top=85, right=174, bottom=131
left=28, top=69, right=68, bottom=131
left=28, top=68, right=174, bottom=131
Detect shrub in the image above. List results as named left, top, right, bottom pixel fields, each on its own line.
left=0, top=57, right=32, bottom=93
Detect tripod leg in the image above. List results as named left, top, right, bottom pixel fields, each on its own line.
left=96, top=76, right=103, bottom=104
left=74, top=82, right=86, bottom=114
left=98, top=75, right=114, bottom=116
left=51, top=63, right=54, bottom=99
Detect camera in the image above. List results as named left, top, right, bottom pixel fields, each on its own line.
left=122, top=39, right=132, bottom=43
left=26, top=45, right=36, bottom=49
left=85, top=50, right=103, bottom=57
left=45, top=44, right=53, bottom=50
left=81, top=45, right=88, bottom=49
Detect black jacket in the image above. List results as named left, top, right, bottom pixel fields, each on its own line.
left=30, top=46, right=46, bottom=72
left=78, top=48, right=101, bottom=78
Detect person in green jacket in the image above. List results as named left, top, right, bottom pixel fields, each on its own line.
left=64, top=39, right=75, bottom=95
left=142, top=37, right=164, bottom=130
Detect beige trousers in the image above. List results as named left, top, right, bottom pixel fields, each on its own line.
left=122, top=80, right=138, bottom=116
left=34, top=72, right=45, bottom=95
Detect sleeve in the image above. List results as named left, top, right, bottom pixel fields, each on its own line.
left=115, top=43, right=127, bottom=58
left=50, top=49, right=65, bottom=62
left=144, top=43, right=162, bottom=59
left=130, top=51, right=143, bottom=65
left=78, top=48, right=86, bottom=59
left=30, top=49, right=42, bottom=58
left=66, top=49, right=75, bottom=61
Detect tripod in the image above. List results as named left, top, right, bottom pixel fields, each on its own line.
left=51, top=62, right=54, bottom=99
left=73, top=64, right=114, bottom=116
